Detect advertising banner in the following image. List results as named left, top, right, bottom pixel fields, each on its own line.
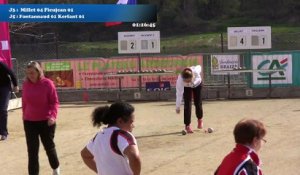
left=42, top=57, right=138, bottom=89
left=145, top=81, right=170, bottom=91
left=139, top=54, right=203, bottom=87
left=41, top=54, right=203, bottom=89
left=252, top=54, right=292, bottom=86
left=211, top=54, right=240, bottom=75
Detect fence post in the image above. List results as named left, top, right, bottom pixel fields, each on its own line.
left=220, top=33, right=224, bottom=53
left=268, top=73, right=272, bottom=98
left=138, top=53, right=142, bottom=91
left=227, top=73, right=231, bottom=99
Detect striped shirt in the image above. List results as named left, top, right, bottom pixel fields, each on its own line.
left=215, top=144, right=263, bottom=175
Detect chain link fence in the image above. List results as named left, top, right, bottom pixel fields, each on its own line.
left=10, top=31, right=300, bottom=89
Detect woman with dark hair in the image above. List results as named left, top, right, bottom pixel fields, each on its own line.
left=0, top=61, right=19, bottom=141
left=215, top=119, right=267, bottom=175
left=81, top=102, right=141, bottom=175
left=176, top=65, right=203, bottom=133
left=22, top=61, right=60, bottom=175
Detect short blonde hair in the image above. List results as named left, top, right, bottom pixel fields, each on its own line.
left=26, top=61, right=44, bottom=79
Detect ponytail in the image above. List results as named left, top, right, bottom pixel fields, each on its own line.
left=92, top=106, right=110, bottom=127
left=91, top=102, right=135, bottom=128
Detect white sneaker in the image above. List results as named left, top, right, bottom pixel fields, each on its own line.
left=53, top=167, right=60, bottom=175
left=0, top=135, right=7, bottom=141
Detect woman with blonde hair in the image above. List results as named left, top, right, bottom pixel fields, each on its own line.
left=22, top=61, right=60, bottom=175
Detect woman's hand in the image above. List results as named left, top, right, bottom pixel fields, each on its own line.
left=48, top=118, right=56, bottom=126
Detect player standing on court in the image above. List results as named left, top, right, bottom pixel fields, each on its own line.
left=176, top=65, right=203, bottom=133
left=81, top=102, right=141, bottom=175
left=0, top=60, right=19, bottom=141
left=22, top=61, right=60, bottom=175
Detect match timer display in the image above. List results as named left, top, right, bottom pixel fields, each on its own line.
left=118, top=31, right=160, bottom=54
left=227, top=26, right=271, bottom=50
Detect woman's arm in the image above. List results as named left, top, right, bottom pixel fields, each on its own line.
left=81, top=147, right=97, bottom=173
left=124, top=145, right=141, bottom=175
left=175, top=75, right=184, bottom=112
left=47, top=79, right=59, bottom=120
left=0, top=61, right=18, bottom=87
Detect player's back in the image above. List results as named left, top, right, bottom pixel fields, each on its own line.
left=215, top=144, right=262, bottom=175
left=91, top=126, right=135, bottom=175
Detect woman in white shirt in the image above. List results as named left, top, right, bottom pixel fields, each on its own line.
left=176, top=65, right=203, bottom=133
left=81, top=102, right=141, bottom=175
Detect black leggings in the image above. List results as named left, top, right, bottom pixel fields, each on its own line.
left=24, top=120, right=59, bottom=175
left=183, top=84, right=203, bottom=126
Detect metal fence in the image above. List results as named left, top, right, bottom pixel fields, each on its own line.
left=11, top=53, right=249, bottom=90
left=10, top=31, right=300, bottom=90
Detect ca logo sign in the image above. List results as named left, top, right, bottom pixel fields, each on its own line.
left=257, top=58, right=288, bottom=77
left=256, top=58, right=288, bottom=81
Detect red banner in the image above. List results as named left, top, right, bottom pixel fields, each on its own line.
left=40, top=55, right=203, bottom=89
left=0, top=0, right=12, bottom=68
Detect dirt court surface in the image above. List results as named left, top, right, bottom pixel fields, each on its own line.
left=1, top=99, right=300, bottom=175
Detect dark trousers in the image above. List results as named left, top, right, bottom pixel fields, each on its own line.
left=0, top=86, right=10, bottom=136
left=24, top=120, right=59, bottom=175
left=184, top=83, right=203, bottom=126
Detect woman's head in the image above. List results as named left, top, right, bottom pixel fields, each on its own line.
left=92, top=102, right=135, bottom=132
left=234, top=119, right=267, bottom=152
left=26, top=61, right=44, bottom=83
left=181, top=68, right=193, bottom=83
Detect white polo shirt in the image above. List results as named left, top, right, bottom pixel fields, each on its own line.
left=176, top=65, right=202, bottom=108
left=87, top=126, right=137, bottom=175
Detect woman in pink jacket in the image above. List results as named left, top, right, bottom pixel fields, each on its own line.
left=22, top=61, right=60, bottom=175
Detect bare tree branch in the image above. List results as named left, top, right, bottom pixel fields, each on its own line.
left=10, top=22, right=42, bottom=32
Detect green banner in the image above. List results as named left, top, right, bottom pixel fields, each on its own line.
left=45, top=62, right=71, bottom=71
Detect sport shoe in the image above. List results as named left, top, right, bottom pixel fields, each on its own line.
left=0, top=135, right=7, bottom=141
left=185, top=125, right=194, bottom=133
left=197, top=119, right=203, bottom=129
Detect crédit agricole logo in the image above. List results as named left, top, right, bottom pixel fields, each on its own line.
left=252, top=54, right=292, bottom=85
left=257, top=58, right=288, bottom=80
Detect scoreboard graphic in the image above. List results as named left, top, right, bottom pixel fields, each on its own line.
left=118, top=31, right=160, bottom=54
left=227, top=26, right=271, bottom=50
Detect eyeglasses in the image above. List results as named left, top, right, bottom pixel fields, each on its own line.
left=261, top=138, right=267, bottom=143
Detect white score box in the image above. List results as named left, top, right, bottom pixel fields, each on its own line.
left=227, top=26, right=271, bottom=50
left=118, top=31, right=160, bottom=54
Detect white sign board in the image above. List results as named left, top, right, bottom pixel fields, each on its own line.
left=1, top=40, right=9, bottom=50
left=252, top=54, right=292, bottom=86
left=118, top=31, right=160, bottom=54
left=227, top=26, right=271, bottom=50
left=211, top=55, right=240, bottom=75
